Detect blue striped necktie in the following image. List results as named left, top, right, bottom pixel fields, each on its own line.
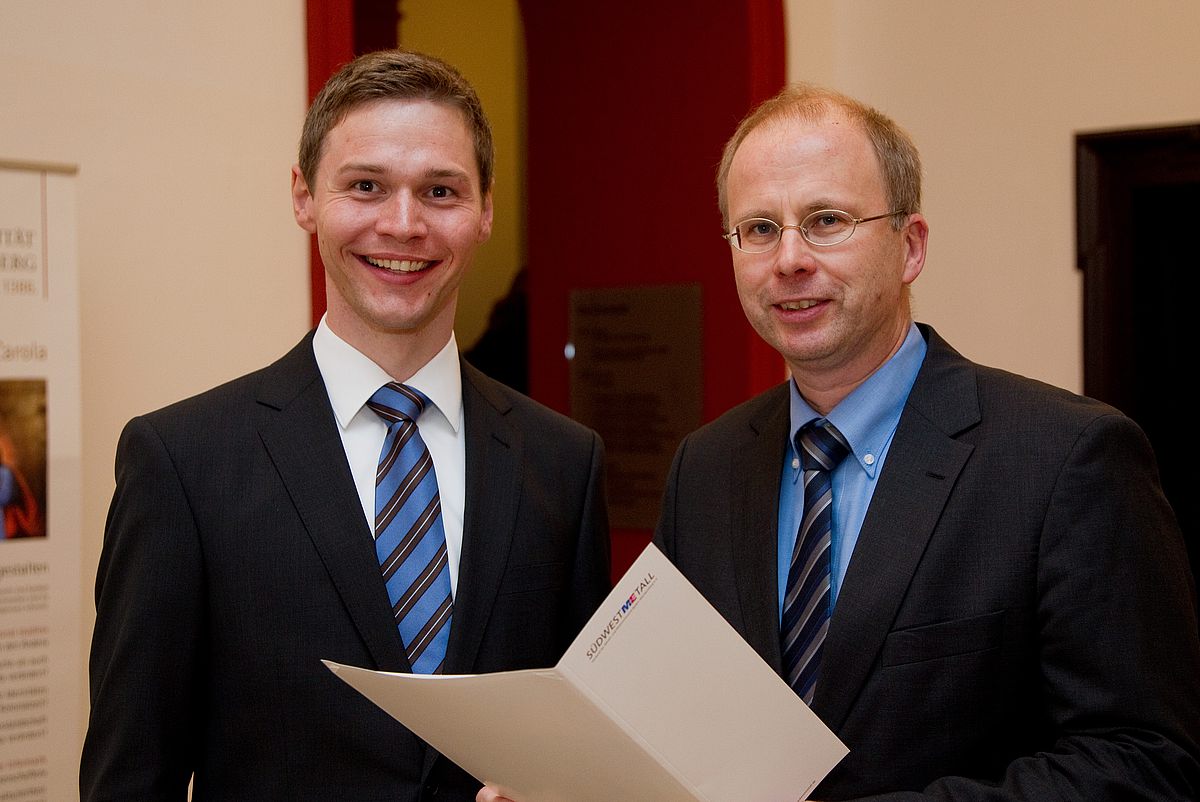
left=781, top=418, right=850, bottom=704
left=367, top=383, right=453, bottom=674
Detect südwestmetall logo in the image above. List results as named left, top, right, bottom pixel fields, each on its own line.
left=584, top=571, right=657, bottom=662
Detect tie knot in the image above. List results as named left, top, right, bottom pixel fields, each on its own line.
left=367, top=382, right=428, bottom=425
left=796, top=419, right=850, bottom=473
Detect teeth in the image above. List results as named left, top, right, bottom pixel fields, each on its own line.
left=780, top=300, right=819, bottom=311
left=366, top=256, right=431, bottom=273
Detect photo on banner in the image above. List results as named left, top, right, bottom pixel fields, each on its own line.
left=0, top=379, right=47, bottom=541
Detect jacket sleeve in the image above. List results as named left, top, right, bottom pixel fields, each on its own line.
left=80, top=415, right=201, bottom=801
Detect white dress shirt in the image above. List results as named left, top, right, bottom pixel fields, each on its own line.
left=312, top=317, right=467, bottom=596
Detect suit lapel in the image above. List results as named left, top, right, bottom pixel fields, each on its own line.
left=732, top=385, right=791, bottom=672
left=814, top=326, right=979, bottom=729
left=442, top=361, right=521, bottom=674
left=255, top=335, right=408, bottom=672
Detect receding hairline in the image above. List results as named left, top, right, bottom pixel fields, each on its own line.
left=716, top=84, right=921, bottom=228
left=719, top=100, right=865, bottom=220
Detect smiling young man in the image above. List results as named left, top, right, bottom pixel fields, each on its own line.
left=293, top=95, right=492, bottom=380
left=81, top=50, right=610, bottom=802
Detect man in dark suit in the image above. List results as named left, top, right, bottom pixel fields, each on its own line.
left=651, top=84, right=1200, bottom=800
left=80, top=50, right=610, bottom=801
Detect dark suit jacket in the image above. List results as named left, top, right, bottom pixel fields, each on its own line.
left=81, top=333, right=611, bottom=801
left=655, top=325, right=1200, bottom=801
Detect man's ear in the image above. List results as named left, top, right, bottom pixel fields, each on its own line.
left=291, top=165, right=317, bottom=234
left=900, top=213, right=928, bottom=286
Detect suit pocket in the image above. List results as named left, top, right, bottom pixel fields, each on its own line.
left=881, top=609, right=1005, bottom=666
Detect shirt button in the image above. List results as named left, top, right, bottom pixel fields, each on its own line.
left=864, top=454, right=876, bottom=465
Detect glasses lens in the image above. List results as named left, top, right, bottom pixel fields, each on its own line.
left=734, top=219, right=781, bottom=253
left=802, top=210, right=854, bottom=245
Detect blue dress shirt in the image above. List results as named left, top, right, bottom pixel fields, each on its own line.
left=777, top=323, right=927, bottom=617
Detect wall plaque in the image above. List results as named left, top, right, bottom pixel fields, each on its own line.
left=569, top=285, right=702, bottom=529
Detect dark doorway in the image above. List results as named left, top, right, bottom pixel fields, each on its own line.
left=1076, top=125, right=1200, bottom=618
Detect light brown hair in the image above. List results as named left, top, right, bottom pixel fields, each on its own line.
left=298, top=49, right=494, bottom=191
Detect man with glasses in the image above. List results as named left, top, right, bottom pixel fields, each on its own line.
left=649, top=83, right=1200, bottom=800
left=479, top=82, right=1200, bottom=802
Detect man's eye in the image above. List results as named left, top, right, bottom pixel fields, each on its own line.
left=811, top=211, right=849, bottom=230
left=353, top=180, right=378, bottom=193
left=429, top=185, right=452, bottom=199
left=749, top=222, right=777, bottom=236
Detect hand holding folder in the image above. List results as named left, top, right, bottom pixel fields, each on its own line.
left=325, top=543, right=847, bottom=802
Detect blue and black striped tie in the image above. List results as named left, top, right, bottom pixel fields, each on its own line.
left=781, top=418, right=849, bottom=704
left=367, top=383, right=453, bottom=674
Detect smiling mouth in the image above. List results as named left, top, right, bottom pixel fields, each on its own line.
left=778, top=300, right=820, bottom=311
left=365, top=256, right=434, bottom=273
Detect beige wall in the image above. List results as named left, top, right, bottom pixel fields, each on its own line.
left=4, top=0, right=310, bottom=738
left=787, top=0, right=1200, bottom=392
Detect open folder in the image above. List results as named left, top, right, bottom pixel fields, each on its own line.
left=324, top=543, right=847, bottom=802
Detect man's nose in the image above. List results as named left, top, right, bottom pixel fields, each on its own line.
left=773, top=226, right=816, bottom=275
left=376, top=192, right=427, bottom=240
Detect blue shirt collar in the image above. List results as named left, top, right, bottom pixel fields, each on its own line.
left=788, top=323, right=927, bottom=479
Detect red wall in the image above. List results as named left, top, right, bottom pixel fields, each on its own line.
left=518, top=2, right=786, bottom=575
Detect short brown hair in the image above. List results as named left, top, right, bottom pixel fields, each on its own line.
left=298, top=49, right=494, bottom=191
left=716, top=83, right=922, bottom=228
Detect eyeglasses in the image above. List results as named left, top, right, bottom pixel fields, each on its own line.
left=724, top=209, right=905, bottom=253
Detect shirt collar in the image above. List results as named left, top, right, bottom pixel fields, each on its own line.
left=312, top=316, right=463, bottom=433
left=788, top=322, right=927, bottom=477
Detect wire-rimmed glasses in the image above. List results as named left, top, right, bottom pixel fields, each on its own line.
left=724, top=209, right=904, bottom=253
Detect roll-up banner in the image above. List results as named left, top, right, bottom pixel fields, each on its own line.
left=0, top=159, right=82, bottom=801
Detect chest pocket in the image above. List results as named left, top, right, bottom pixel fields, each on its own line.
left=881, top=609, right=1005, bottom=666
